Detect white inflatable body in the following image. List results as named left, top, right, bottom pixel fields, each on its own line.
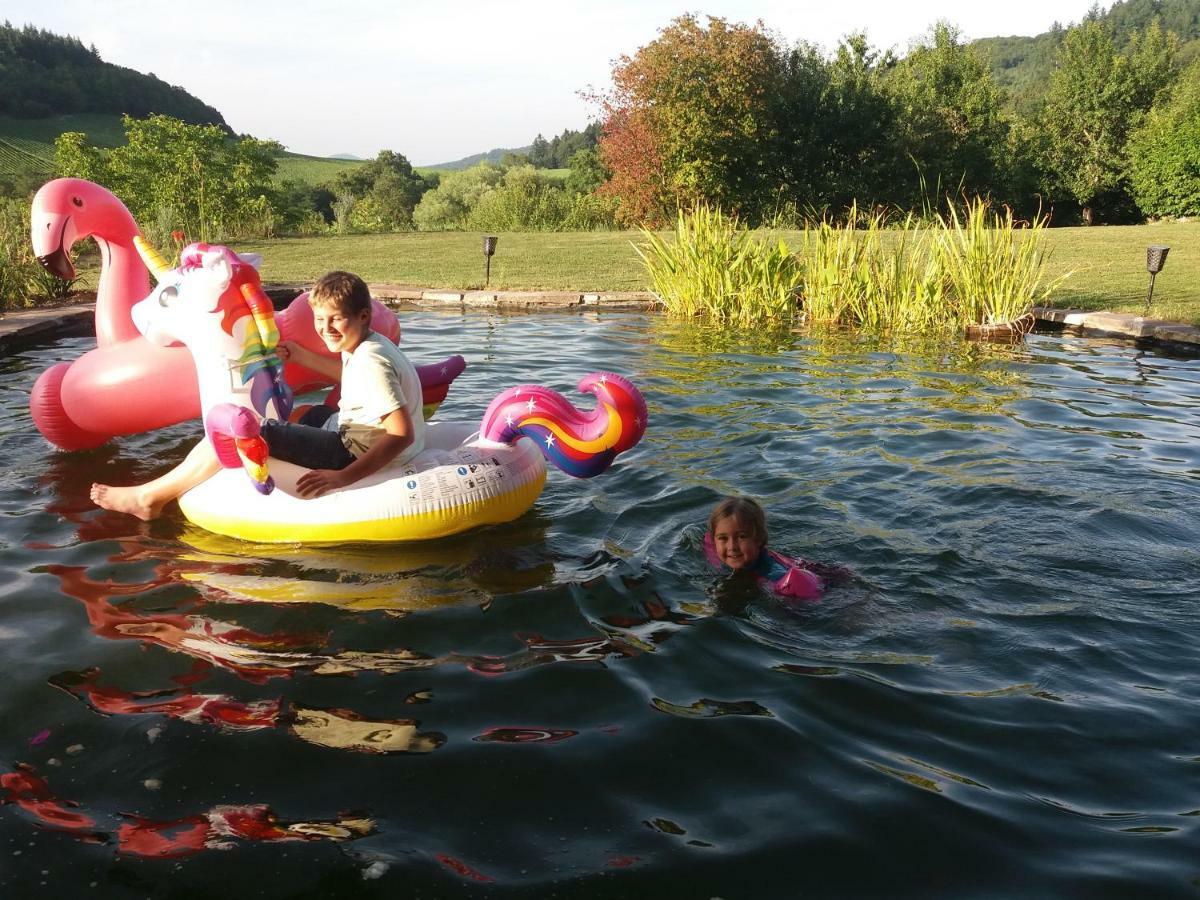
left=179, top=422, right=547, bottom=543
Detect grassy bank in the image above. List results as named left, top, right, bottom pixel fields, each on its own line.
left=220, top=222, right=1200, bottom=323
left=41, top=221, right=1194, bottom=323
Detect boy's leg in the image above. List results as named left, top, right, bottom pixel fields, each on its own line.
left=91, top=439, right=222, bottom=521
left=261, top=421, right=354, bottom=471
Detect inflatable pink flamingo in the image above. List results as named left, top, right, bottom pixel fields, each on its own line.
left=29, top=178, right=464, bottom=450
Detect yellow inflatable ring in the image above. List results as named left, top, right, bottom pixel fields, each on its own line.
left=179, top=422, right=546, bottom=543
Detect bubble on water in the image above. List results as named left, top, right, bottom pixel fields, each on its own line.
left=146, top=726, right=163, bottom=743
left=66, top=744, right=84, bottom=755
left=143, top=778, right=162, bottom=791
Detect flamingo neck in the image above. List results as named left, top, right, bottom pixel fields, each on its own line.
left=94, top=237, right=150, bottom=347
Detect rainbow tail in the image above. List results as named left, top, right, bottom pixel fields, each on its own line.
left=205, top=403, right=274, bottom=495
left=478, top=372, right=647, bottom=478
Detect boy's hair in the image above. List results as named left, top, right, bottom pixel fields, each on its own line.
left=309, top=271, right=371, bottom=316
left=708, top=496, right=768, bottom=545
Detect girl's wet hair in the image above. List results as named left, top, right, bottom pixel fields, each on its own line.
left=707, top=496, right=768, bottom=545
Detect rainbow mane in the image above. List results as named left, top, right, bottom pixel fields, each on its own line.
left=478, top=372, right=647, bottom=478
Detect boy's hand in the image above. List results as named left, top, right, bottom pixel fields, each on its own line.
left=296, top=468, right=350, bottom=499
left=276, top=340, right=300, bottom=363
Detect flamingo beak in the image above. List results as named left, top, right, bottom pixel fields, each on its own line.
left=33, top=215, right=77, bottom=280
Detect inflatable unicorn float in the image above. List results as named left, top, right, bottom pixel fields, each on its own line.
left=126, top=238, right=646, bottom=543
left=29, top=178, right=464, bottom=450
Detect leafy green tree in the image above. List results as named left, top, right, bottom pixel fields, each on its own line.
left=53, top=114, right=279, bottom=241
left=411, top=163, right=504, bottom=230
left=1127, top=59, right=1200, bottom=216
left=804, top=34, right=902, bottom=212
left=564, top=148, right=608, bottom=196
left=332, top=150, right=429, bottom=230
left=1037, top=18, right=1178, bottom=222
left=527, top=135, right=552, bottom=167
left=886, top=23, right=1010, bottom=207
left=1038, top=20, right=1136, bottom=222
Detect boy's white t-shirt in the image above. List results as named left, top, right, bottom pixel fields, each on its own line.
left=321, top=332, right=425, bottom=464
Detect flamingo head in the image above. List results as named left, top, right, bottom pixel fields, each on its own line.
left=30, top=178, right=139, bottom=281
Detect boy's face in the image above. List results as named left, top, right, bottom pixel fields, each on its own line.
left=712, top=515, right=763, bottom=571
left=312, top=301, right=371, bottom=354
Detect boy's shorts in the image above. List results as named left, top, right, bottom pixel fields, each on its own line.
left=261, top=405, right=355, bottom=471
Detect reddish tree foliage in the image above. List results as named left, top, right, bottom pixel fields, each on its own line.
left=591, top=15, right=788, bottom=226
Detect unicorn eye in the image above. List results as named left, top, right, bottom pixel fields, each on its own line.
left=158, top=285, right=179, bottom=307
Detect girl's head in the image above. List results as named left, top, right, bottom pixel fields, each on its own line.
left=707, top=496, right=767, bottom=571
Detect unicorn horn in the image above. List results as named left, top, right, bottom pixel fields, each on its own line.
left=134, top=235, right=172, bottom=282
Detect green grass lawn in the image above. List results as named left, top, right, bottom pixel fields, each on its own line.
left=224, top=222, right=1200, bottom=323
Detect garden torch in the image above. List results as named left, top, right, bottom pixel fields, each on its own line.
left=483, top=235, right=498, bottom=287
left=1143, top=245, right=1169, bottom=315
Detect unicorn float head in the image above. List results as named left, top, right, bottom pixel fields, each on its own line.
left=133, top=238, right=293, bottom=494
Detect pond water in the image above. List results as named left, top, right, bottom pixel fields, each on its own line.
left=1, top=312, right=1198, bottom=898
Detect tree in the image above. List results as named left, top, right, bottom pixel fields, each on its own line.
left=564, top=147, right=608, bottom=196
left=593, top=14, right=792, bottom=225
left=1127, top=58, right=1200, bottom=216
left=527, top=135, right=552, bottom=168
left=411, top=163, right=504, bottom=230
left=886, top=23, right=1010, bottom=206
left=332, top=150, right=429, bottom=230
left=1038, top=20, right=1137, bottom=223
left=54, top=114, right=279, bottom=241
left=802, top=34, right=902, bottom=211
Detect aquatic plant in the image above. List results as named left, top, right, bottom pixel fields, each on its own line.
left=635, top=204, right=802, bottom=325
left=935, top=197, right=1068, bottom=327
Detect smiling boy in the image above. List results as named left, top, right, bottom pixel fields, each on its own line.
left=91, top=271, right=424, bottom=519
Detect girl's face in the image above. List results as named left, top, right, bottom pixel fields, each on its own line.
left=711, top=515, right=763, bottom=570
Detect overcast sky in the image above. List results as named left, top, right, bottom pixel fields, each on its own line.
left=7, top=0, right=1106, bottom=165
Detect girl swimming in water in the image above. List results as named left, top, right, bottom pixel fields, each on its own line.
left=705, top=497, right=849, bottom=601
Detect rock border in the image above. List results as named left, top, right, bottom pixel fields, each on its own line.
left=1032, top=306, right=1200, bottom=352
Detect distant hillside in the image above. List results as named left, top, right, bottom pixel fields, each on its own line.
left=973, top=0, right=1200, bottom=112
left=430, top=124, right=600, bottom=172
left=0, top=23, right=226, bottom=127
left=329, top=153, right=365, bottom=161
left=428, top=146, right=532, bottom=171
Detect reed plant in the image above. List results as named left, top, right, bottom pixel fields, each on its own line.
left=636, top=205, right=802, bottom=325
left=935, top=198, right=1067, bottom=326
left=797, top=205, right=954, bottom=332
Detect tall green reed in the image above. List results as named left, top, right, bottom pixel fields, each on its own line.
left=636, top=205, right=802, bottom=325
left=936, top=198, right=1067, bottom=326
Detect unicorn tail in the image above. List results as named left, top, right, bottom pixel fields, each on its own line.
left=478, top=372, right=647, bottom=478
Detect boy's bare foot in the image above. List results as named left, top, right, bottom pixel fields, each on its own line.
left=89, top=483, right=164, bottom=521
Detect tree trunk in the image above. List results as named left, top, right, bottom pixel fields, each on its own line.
left=1081, top=206, right=1094, bottom=226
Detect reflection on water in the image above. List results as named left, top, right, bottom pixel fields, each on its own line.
left=2, top=317, right=1199, bottom=896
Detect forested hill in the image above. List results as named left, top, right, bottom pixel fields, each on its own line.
left=0, top=23, right=227, bottom=127
left=974, top=0, right=1200, bottom=112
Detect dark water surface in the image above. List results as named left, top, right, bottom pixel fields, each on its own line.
left=1, top=312, right=1198, bottom=898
